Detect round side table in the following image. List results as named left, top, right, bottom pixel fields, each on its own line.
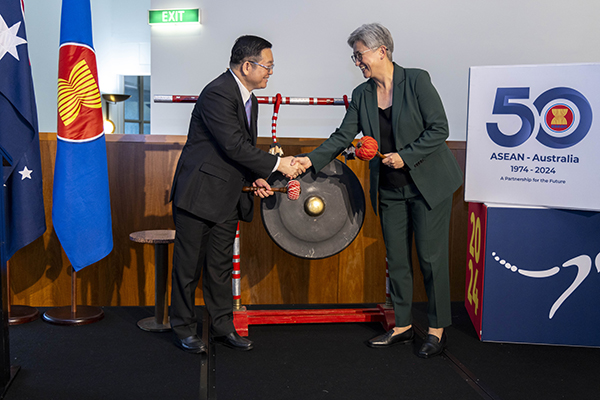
left=129, top=230, right=176, bottom=332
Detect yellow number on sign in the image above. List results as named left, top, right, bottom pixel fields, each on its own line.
left=472, top=269, right=479, bottom=315
left=467, top=260, right=480, bottom=316
left=469, top=212, right=482, bottom=263
left=467, top=211, right=482, bottom=315
left=467, top=259, right=474, bottom=305
left=469, top=213, right=476, bottom=257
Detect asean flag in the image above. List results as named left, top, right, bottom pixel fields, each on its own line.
left=52, top=0, right=113, bottom=271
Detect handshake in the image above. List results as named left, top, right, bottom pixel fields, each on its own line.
left=251, top=156, right=313, bottom=199
left=276, top=156, right=313, bottom=179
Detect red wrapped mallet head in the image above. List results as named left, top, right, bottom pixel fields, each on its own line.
left=285, top=180, right=301, bottom=201
left=355, top=136, right=385, bottom=161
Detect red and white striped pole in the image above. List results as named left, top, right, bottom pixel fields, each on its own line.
left=154, top=95, right=349, bottom=105
left=269, top=93, right=283, bottom=156
left=255, top=96, right=348, bottom=106
left=232, top=222, right=242, bottom=311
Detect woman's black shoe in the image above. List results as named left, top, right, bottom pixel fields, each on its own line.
left=367, top=328, right=414, bottom=348
left=418, top=333, right=446, bottom=358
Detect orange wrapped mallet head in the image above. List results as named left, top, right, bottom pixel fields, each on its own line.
left=355, top=136, right=386, bottom=161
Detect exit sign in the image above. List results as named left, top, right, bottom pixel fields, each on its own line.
left=148, top=9, right=200, bottom=25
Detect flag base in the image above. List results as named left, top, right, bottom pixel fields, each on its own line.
left=42, top=306, right=104, bottom=326
left=8, top=305, right=40, bottom=325
left=137, top=316, right=171, bottom=332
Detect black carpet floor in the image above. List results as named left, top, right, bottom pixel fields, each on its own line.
left=5, top=303, right=598, bottom=400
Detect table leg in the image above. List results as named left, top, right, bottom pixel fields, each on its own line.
left=137, top=243, right=171, bottom=332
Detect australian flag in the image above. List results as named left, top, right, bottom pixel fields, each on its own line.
left=52, top=0, right=112, bottom=271
left=0, top=0, right=46, bottom=263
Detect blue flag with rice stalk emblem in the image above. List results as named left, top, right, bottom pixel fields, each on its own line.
left=52, top=0, right=113, bottom=270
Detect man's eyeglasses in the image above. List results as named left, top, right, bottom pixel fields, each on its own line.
left=351, top=48, right=373, bottom=63
left=249, top=61, right=274, bottom=72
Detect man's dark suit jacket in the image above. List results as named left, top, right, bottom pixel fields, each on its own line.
left=170, top=70, right=277, bottom=223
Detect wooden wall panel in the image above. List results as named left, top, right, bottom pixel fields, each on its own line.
left=9, top=135, right=467, bottom=308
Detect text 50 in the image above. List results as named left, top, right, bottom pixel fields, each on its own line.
left=486, top=87, right=592, bottom=149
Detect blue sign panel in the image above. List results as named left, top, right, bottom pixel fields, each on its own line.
left=481, top=206, right=600, bottom=347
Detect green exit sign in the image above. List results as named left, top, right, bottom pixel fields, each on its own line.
left=148, top=9, right=200, bottom=25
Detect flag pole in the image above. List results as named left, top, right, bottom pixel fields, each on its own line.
left=0, top=146, right=20, bottom=396
left=6, top=261, right=39, bottom=325
left=72, top=267, right=76, bottom=315
left=42, top=266, right=103, bottom=326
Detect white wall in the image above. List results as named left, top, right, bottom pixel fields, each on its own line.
left=24, top=0, right=600, bottom=140
left=24, top=0, right=150, bottom=133
left=150, top=0, right=600, bottom=140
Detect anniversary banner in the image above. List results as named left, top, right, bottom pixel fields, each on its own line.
left=465, top=63, right=599, bottom=211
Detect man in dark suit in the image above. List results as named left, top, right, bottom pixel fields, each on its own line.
left=170, top=35, right=303, bottom=353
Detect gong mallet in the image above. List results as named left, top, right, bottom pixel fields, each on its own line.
left=242, top=179, right=301, bottom=200
left=355, top=136, right=386, bottom=161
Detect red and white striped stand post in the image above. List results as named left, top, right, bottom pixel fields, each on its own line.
left=156, top=93, right=396, bottom=335
left=231, top=222, right=250, bottom=335
left=232, top=223, right=242, bottom=311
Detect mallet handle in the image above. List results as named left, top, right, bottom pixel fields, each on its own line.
left=242, top=186, right=288, bottom=193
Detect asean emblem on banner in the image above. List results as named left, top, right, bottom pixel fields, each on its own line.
left=57, top=44, right=103, bottom=141
left=545, top=104, right=574, bottom=133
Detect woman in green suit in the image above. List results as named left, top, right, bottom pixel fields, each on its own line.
left=293, top=23, right=463, bottom=358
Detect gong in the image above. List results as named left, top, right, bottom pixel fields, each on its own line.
left=261, top=159, right=365, bottom=259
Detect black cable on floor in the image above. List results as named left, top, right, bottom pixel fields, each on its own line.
left=413, top=322, right=502, bottom=400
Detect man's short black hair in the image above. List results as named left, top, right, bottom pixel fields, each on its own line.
left=229, top=35, right=272, bottom=65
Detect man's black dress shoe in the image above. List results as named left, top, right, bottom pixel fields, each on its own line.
left=174, top=335, right=206, bottom=354
left=418, top=333, right=446, bottom=358
left=213, top=331, right=254, bottom=351
left=367, top=328, right=414, bottom=348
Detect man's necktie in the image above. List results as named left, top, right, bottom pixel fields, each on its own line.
left=245, top=98, right=252, bottom=126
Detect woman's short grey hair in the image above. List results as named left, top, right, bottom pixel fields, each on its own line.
left=347, top=23, right=394, bottom=62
